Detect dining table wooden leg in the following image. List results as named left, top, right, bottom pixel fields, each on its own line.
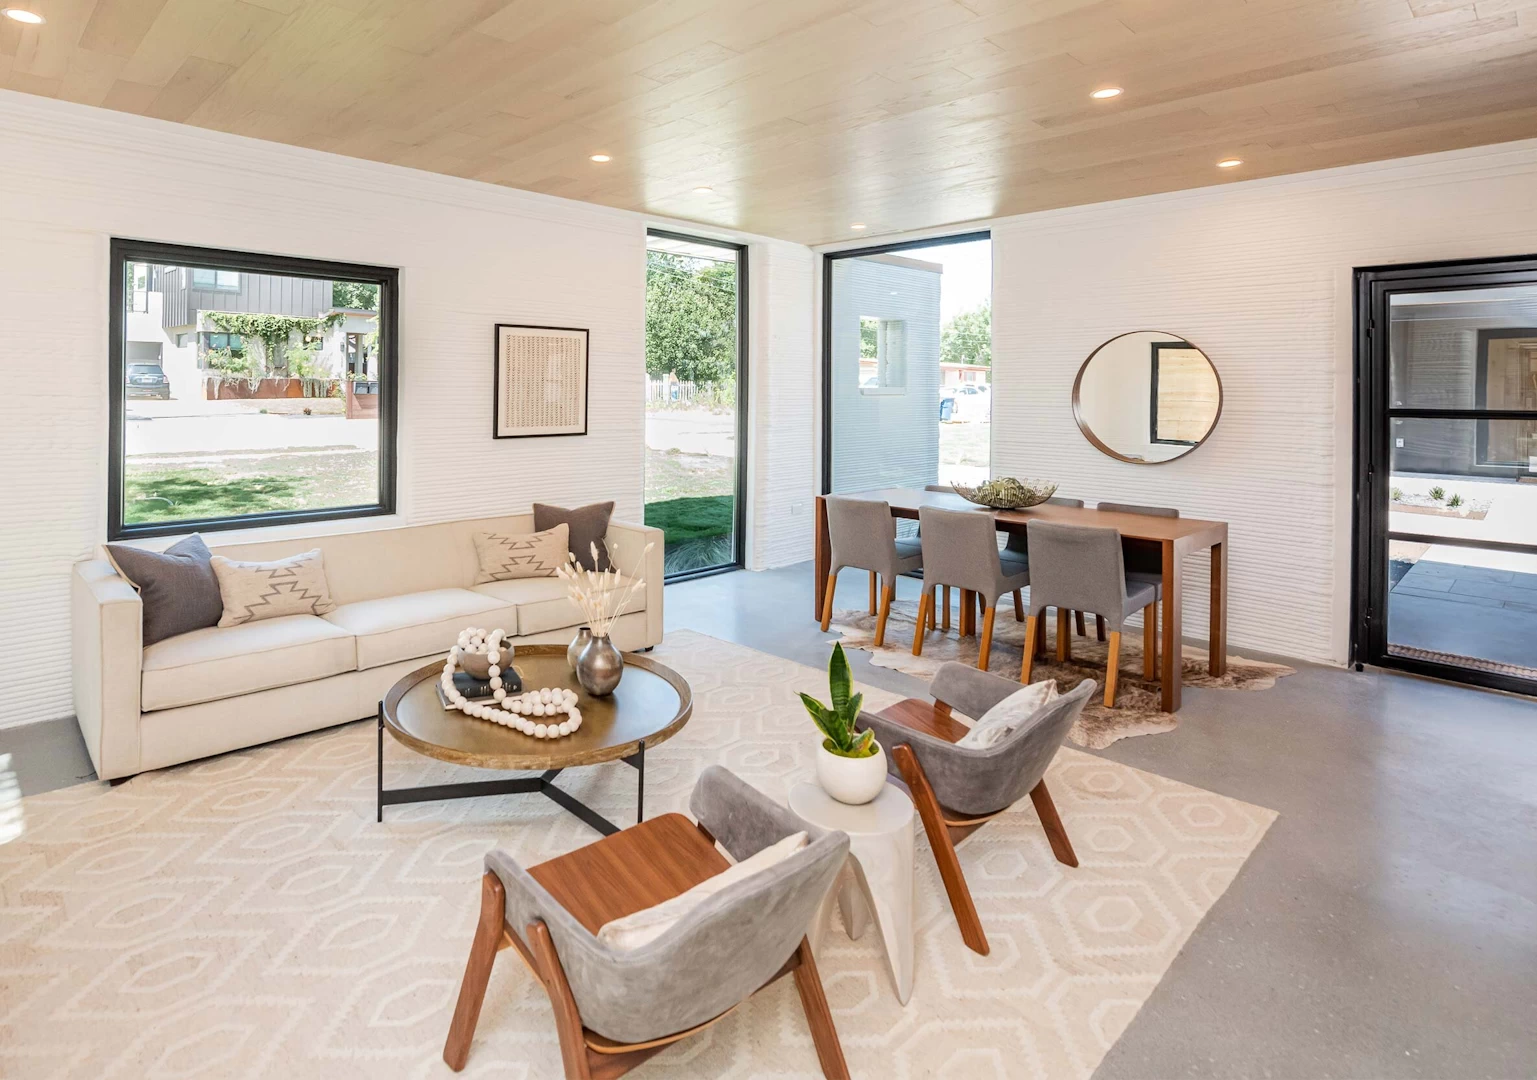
left=1143, top=603, right=1158, bottom=680
left=813, top=496, right=830, bottom=621
left=1012, top=589, right=1024, bottom=622
left=1055, top=608, right=1072, bottom=662
left=960, top=590, right=975, bottom=636
left=1160, top=541, right=1183, bottom=712
left=1074, top=611, right=1086, bottom=638
left=1209, top=540, right=1228, bottom=677
left=942, top=585, right=951, bottom=632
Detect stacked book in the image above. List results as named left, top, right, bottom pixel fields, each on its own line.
left=436, top=668, right=523, bottom=710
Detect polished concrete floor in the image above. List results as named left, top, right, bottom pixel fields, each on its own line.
left=5, top=563, right=1536, bottom=1079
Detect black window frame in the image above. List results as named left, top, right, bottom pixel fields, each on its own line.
left=109, top=238, right=399, bottom=541
left=1149, top=340, right=1202, bottom=446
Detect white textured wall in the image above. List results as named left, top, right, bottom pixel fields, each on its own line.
left=0, top=91, right=657, bottom=729
left=986, top=138, right=1537, bottom=664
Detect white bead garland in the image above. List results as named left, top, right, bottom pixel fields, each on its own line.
left=441, top=626, right=582, bottom=738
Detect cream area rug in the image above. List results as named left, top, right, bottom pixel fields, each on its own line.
left=832, top=601, right=1297, bottom=749
left=0, top=630, right=1275, bottom=1079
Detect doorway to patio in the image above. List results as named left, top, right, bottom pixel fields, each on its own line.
left=1354, top=256, right=1537, bottom=694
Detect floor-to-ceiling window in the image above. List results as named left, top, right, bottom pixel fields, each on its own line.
left=822, top=233, right=991, bottom=495
left=644, top=230, right=746, bottom=578
left=1355, top=256, right=1537, bottom=694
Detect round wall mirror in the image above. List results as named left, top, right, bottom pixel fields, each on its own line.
left=1072, top=331, right=1222, bottom=464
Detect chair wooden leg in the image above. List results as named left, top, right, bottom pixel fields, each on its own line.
left=912, top=589, right=932, bottom=656
left=942, top=585, right=951, bottom=631
left=868, top=571, right=878, bottom=615
left=444, top=872, right=507, bottom=1072
left=1013, top=589, right=1024, bottom=621
left=874, top=583, right=895, bottom=648
left=1074, top=610, right=1086, bottom=638
left=1022, top=613, right=1039, bottom=683
left=1096, top=615, right=1107, bottom=642
left=892, top=743, right=988, bottom=955
left=978, top=606, right=996, bottom=671
left=1029, top=780, right=1078, bottom=868
left=528, top=921, right=594, bottom=1080
left=1105, top=630, right=1121, bottom=707
left=792, top=938, right=852, bottom=1080
left=1143, top=603, right=1157, bottom=680
left=819, top=572, right=838, bottom=632
left=1056, top=608, right=1072, bottom=662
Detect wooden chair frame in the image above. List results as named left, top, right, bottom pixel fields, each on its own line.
left=444, top=824, right=849, bottom=1079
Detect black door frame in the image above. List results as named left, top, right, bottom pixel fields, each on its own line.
left=645, top=228, right=748, bottom=581
left=1352, top=254, right=1537, bottom=695
left=820, top=230, right=990, bottom=494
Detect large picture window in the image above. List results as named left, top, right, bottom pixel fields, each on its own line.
left=109, top=240, right=398, bottom=539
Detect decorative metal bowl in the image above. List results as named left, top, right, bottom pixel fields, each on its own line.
left=951, top=477, right=1058, bottom=510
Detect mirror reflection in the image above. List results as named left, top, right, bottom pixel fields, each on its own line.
left=1073, top=331, right=1221, bottom=463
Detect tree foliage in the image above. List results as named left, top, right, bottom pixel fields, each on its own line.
left=645, top=251, right=738, bottom=384
left=941, top=300, right=991, bottom=368
left=332, top=281, right=379, bottom=310
left=206, top=311, right=343, bottom=375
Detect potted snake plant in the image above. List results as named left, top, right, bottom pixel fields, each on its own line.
left=799, top=643, right=887, bottom=804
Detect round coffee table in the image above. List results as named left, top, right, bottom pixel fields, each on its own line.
left=377, top=645, right=692, bottom=835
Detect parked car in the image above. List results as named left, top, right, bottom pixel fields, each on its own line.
left=125, top=362, right=171, bottom=399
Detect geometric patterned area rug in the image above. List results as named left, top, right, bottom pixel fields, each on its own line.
left=833, top=600, right=1297, bottom=749
left=0, top=630, right=1275, bottom=1080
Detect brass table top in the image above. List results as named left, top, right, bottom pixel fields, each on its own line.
left=381, top=645, right=692, bottom=771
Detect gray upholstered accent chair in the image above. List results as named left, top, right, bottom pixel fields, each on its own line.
left=444, top=766, right=852, bottom=1078
left=857, top=665, right=1095, bottom=955
left=820, top=495, right=922, bottom=648
left=1022, top=520, right=1161, bottom=706
left=913, top=505, right=1031, bottom=671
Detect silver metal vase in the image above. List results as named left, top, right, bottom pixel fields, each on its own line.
left=567, top=626, right=592, bottom=670
left=575, top=634, right=623, bottom=696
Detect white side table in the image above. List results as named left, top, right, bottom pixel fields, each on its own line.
left=788, top=780, right=915, bottom=1005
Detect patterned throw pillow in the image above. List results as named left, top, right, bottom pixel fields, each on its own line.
left=957, top=679, right=1060, bottom=749
left=209, top=549, right=337, bottom=627
left=472, top=524, right=570, bottom=583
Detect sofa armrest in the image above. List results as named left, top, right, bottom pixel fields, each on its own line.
left=606, top=519, right=665, bottom=648
left=71, top=559, right=143, bottom=780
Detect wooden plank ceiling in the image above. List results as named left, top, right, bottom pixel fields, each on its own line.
left=3, top=0, right=1537, bottom=244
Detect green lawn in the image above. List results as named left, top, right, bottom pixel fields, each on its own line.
left=124, top=450, right=378, bottom=524
left=645, top=494, right=735, bottom=574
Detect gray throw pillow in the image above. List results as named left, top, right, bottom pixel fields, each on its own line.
left=533, top=501, right=614, bottom=572
left=103, top=534, right=224, bottom=646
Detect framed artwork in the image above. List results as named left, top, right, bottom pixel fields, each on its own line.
left=492, top=323, right=590, bottom=438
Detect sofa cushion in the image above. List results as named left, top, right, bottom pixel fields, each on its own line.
left=323, top=588, right=516, bottom=670
left=141, top=614, right=356, bottom=712
left=473, top=576, right=645, bottom=637
left=104, top=534, right=223, bottom=646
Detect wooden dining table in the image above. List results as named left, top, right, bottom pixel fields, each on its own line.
left=813, top=488, right=1229, bottom=713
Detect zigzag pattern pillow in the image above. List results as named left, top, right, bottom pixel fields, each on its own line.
left=473, top=524, right=569, bottom=583
left=210, top=549, right=337, bottom=627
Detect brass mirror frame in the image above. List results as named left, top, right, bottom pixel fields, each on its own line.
left=1071, top=330, right=1223, bottom=465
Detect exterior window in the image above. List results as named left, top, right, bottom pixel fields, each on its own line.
left=110, top=239, right=397, bottom=539
left=859, top=316, right=907, bottom=392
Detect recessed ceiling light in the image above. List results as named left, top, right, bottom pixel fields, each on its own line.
left=3, top=8, right=45, bottom=23
left=1217, top=158, right=1243, bottom=168
left=589, top=154, right=611, bottom=163
left=1090, top=86, right=1123, bottom=99
left=850, top=223, right=867, bottom=230
left=692, top=186, right=713, bottom=194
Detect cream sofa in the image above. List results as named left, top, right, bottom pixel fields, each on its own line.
left=71, top=513, right=663, bottom=781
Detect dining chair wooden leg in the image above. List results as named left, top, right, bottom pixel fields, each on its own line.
left=1029, top=780, right=1079, bottom=868
left=1021, top=613, right=1039, bottom=683
left=959, top=590, right=975, bottom=636
left=912, top=589, right=932, bottom=656
left=1013, top=589, right=1024, bottom=621
left=444, top=872, right=507, bottom=1072
left=1055, top=608, right=1073, bottom=662
left=941, top=585, right=951, bottom=631
left=892, top=744, right=988, bottom=955
left=1095, top=615, right=1107, bottom=642
left=978, top=606, right=997, bottom=671
left=874, top=583, right=895, bottom=647
left=1142, top=604, right=1158, bottom=680
left=791, top=938, right=852, bottom=1080
left=868, top=571, right=878, bottom=615
left=819, top=572, right=838, bottom=632
left=1104, top=630, right=1122, bottom=707
left=1074, top=610, right=1086, bottom=638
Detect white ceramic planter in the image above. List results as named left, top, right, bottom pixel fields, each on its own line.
left=816, top=742, right=888, bottom=805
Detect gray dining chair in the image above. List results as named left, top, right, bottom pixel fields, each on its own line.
left=1096, top=502, right=1178, bottom=653
left=1005, top=496, right=1097, bottom=639
left=445, top=766, right=851, bottom=1078
left=857, top=666, right=1095, bottom=954
left=820, top=495, right=923, bottom=648
left=1021, top=520, right=1161, bottom=706
left=921, top=484, right=954, bottom=630
left=913, top=506, right=1030, bottom=671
